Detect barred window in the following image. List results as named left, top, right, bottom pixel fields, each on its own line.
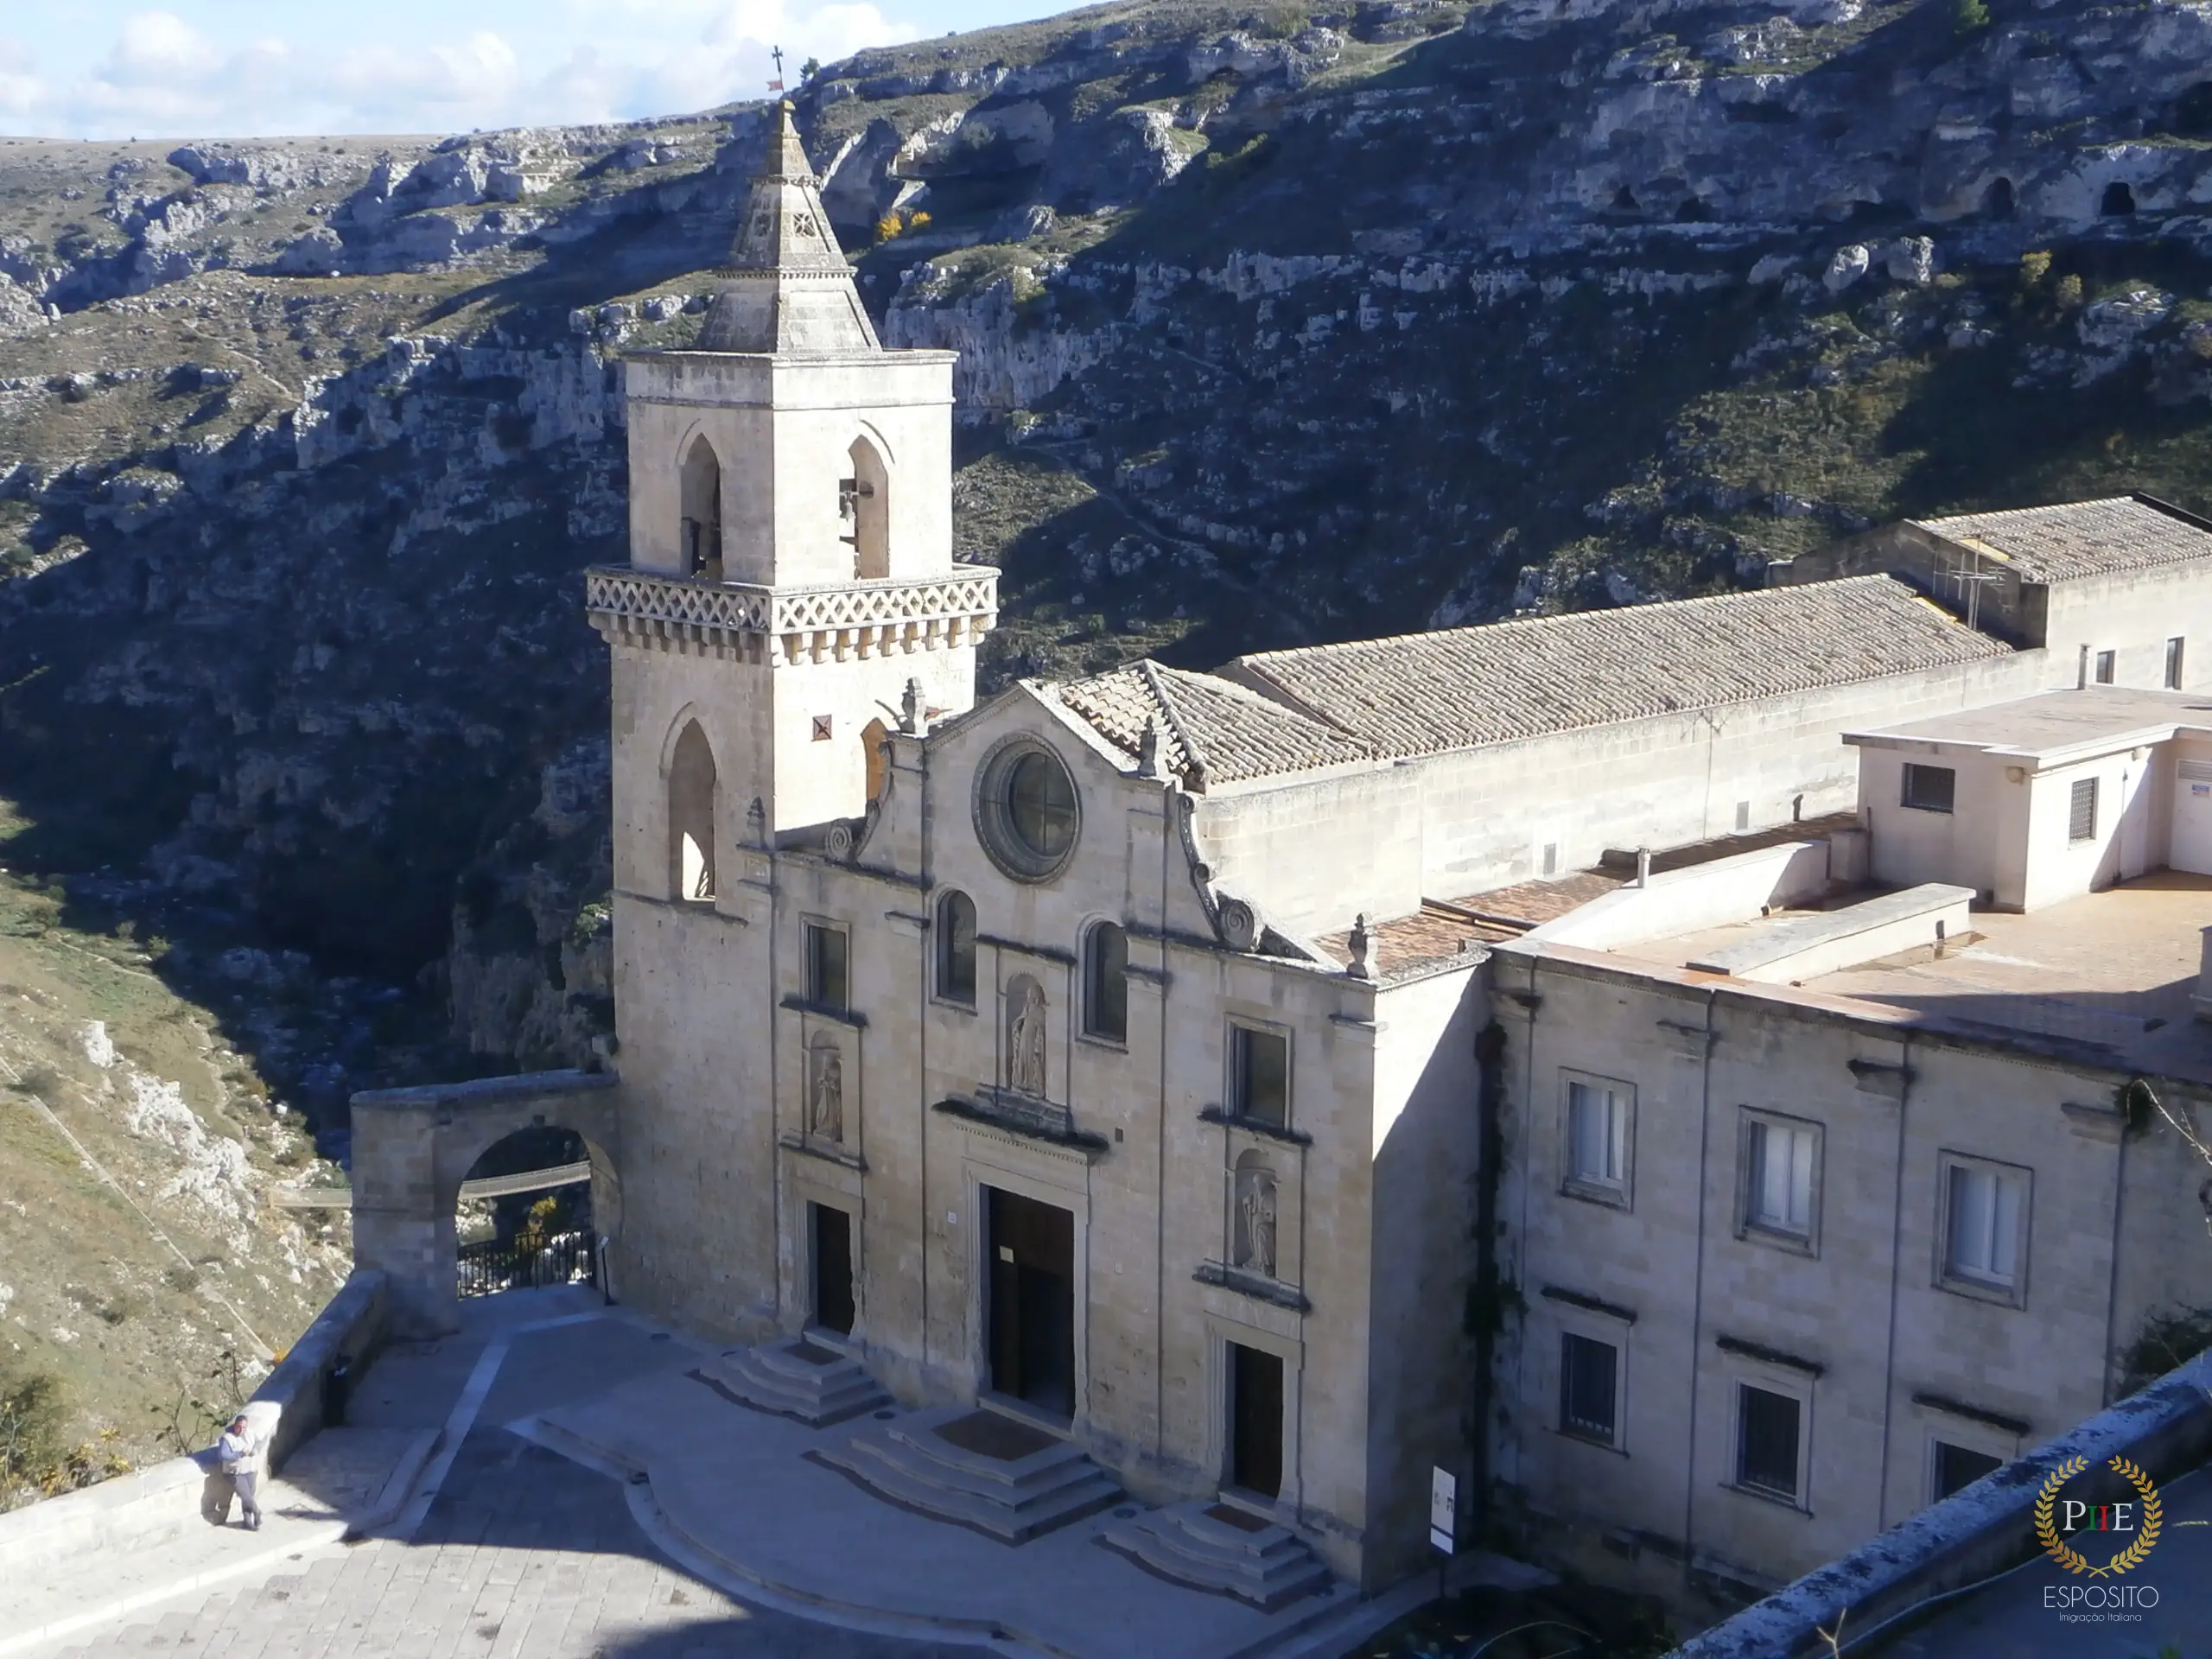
left=1560, top=1333, right=1618, bottom=1445
left=2068, top=778, right=2098, bottom=843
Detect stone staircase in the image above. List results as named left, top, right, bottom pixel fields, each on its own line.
left=816, top=1403, right=1122, bottom=1543
left=693, top=1337, right=891, bottom=1428
left=1101, top=1500, right=1334, bottom=1611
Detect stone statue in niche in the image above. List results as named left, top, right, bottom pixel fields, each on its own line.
left=806, top=1036, right=843, bottom=1142
left=1234, top=1158, right=1278, bottom=1279
left=1007, top=976, right=1047, bottom=1097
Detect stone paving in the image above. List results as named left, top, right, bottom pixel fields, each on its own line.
left=48, top=1428, right=973, bottom=1659
left=10, top=1288, right=1477, bottom=1659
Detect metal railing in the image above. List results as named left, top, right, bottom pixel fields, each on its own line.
left=456, top=1229, right=600, bottom=1299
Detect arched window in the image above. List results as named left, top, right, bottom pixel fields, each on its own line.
left=668, top=720, right=717, bottom=901
left=678, top=436, right=722, bottom=580
left=1083, top=921, right=1128, bottom=1043
left=842, top=436, right=890, bottom=580
left=936, top=890, right=976, bottom=1005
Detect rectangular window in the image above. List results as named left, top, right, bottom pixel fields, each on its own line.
left=1900, top=764, right=1956, bottom=814
left=2094, top=650, right=2116, bottom=685
left=1559, top=1333, right=1618, bottom=1446
left=804, top=922, right=849, bottom=1011
left=2167, top=637, right=2186, bottom=691
left=1231, top=1025, right=1289, bottom=1127
left=1746, top=1118, right=1817, bottom=1239
left=1933, top=1441, right=2003, bottom=1503
left=1737, top=1385, right=1802, bottom=1500
left=1944, top=1160, right=2026, bottom=1292
left=2068, top=777, right=2098, bottom=843
left=1565, top=1079, right=1630, bottom=1195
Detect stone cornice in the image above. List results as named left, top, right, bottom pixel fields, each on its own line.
left=586, top=564, right=998, bottom=664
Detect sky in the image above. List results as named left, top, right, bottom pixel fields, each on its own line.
left=0, top=0, right=1053, bottom=141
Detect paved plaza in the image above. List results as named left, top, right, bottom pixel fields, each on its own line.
left=4, top=1288, right=1484, bottom=1659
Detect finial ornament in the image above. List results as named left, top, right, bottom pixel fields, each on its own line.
left=1137, top=715, right=1162, bottom=779
left=901, top=677, right=928, bottom=737
left=1347, top=912, right=1374, bottom=981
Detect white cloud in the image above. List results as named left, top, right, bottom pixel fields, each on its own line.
left=23, top=2, right=912, bottom=140
left=0, top=36, right=53, bottom=131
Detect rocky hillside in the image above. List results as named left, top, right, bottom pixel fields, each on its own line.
left=1, top=0, right=2209, bottom=1109
left=0, top=818, right=349, bottom=1502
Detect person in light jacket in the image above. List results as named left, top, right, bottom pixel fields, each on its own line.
left=214, top=1414, right=262, bottom=1530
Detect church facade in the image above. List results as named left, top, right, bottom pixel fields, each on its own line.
left=552, top=109, right=2212, bottom=1605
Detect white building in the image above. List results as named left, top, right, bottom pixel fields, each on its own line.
left=356, top=110, right=2212, bottom=1621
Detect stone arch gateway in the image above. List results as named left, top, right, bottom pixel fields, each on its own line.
left=350, top=1070, right=622, bottom=1337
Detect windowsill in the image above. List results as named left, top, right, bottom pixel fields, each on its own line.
left=1198, top=1107, right=1310, bottom=1147
left=931, top=995, right=978, bottom=1017
left=1899, top=804, right=1954, bottom=815
left=1738, top=1222, right=1817, bottom=1258
left=1075, top=1030, right=1128, bottom=1053
left=1560, top=1179, right=1630, bottom=1211
left=1937, top=1272, right=2024, bottom=1309
left=1554, top=1427, right=1627, bottom=1458
left=1723, top=1480, right=1809, bottom=1516
left=780, top=995, right=867, bottom=1028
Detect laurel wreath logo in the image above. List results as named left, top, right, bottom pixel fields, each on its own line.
left=2033, top=1454, right=2163, bottom=1577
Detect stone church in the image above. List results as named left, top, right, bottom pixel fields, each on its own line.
left=359, top=105, right=2212, bottom=1611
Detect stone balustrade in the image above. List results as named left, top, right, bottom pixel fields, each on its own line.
left=586, top=564, right=998, bottom=664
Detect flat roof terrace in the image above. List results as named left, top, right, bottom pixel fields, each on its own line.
left=1843, top=684, right=2212, bottom=761
left=1618, top=872, right=2212, bottom=1084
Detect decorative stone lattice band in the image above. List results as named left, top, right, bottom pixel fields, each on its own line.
left=586, top=566, right=998, bottom=664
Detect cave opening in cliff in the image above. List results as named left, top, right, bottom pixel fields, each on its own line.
left=1985, top=177, right=2015, bottom=219
left=2101, top=181, right=2137, bottom=216
left=1611, top=185, right=1639, bottom=212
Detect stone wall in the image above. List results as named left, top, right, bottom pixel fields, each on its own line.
left=1486, top=939, right=2212, bottom=1601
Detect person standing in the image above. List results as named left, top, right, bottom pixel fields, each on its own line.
left=215, top=1414, right=262, bottom=1530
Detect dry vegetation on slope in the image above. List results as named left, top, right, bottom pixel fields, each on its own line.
left=0, top=795, right=347, bottom=1505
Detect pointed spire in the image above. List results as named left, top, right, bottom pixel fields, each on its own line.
left=696, top=102, right=881, bottom=355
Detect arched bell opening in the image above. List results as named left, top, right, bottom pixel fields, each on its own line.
left=678, top=435, right=723, bottom=580
left=842, top=435, right=891, bottom=579
left=668, top=720, right=718, bottom=902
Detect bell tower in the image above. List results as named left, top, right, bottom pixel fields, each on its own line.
left=588, top=103, right=995, bottom=901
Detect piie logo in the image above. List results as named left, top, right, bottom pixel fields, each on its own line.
left=2033, top=1455, right=2163, bottom=1578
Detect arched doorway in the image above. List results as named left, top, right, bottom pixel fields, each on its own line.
left=454, top=1124, right=601, bottom=1299
left=351, top=1071, right=623, bottom=1337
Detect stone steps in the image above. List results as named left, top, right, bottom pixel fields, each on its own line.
left=817, top=1404, right=1122, bottom=1543
left=699, top=1337, right=891, bottom=1428
left=1100, top=1501, right=1334, bottom=1612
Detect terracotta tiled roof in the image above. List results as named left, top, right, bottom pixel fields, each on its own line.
left=1222, top=576, right=2007, bottom=758
left=1055, top=660, right=1373, bottom=785
left=1914, top=495, right=2212, bottom=582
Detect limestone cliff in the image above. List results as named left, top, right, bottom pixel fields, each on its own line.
left=0, top=0, right=2208, bottom=1105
